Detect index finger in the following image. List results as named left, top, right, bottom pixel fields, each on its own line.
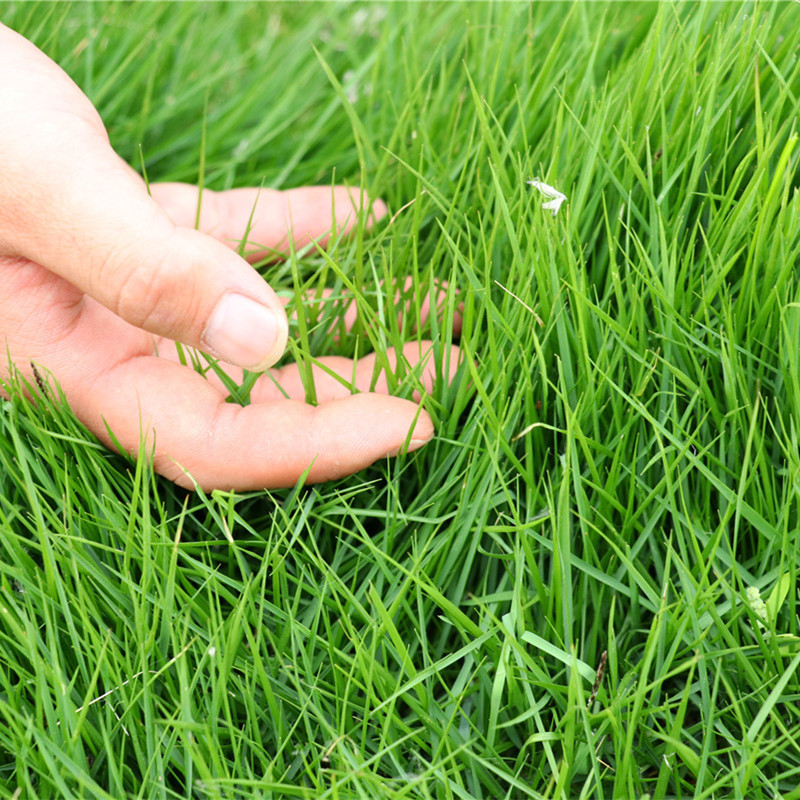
left=149, top=183, right=387, bottom=260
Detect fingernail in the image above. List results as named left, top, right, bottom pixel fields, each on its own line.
left=202, top=293, right=287, bottom=370
left=385, top=437, right=432, bottom=459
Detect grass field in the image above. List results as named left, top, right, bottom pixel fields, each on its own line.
left=2, top=2, right=800, bottom=798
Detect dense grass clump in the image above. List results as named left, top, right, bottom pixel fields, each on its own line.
left=3, top=2, right=800, bottom=798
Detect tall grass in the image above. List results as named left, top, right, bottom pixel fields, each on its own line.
left=2, top=2, right=800, bottom=797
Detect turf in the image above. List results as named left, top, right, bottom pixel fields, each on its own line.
left=2, top=2, right=800, bottom=798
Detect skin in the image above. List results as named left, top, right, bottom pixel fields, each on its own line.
left=0, top=23, right=461, bottom=491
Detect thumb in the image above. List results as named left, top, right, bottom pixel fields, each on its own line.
left=0, top=24, right=288, bottom=371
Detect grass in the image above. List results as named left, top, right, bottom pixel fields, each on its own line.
left=2, top=1, right=800, bottom=797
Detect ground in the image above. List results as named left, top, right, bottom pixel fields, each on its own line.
left=2, top=2, right=800, bottom=798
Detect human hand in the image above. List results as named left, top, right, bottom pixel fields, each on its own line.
left=0, top=24, right=461, bottom=491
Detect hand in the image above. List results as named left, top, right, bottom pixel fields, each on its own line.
left=0, top=24, right=461, bottom=491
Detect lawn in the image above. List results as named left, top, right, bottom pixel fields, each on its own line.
left=2, top=2, right=800, bottom=798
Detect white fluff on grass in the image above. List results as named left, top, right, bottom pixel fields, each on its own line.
left=527, top=178, right=567, bottom=216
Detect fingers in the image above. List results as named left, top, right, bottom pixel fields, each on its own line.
left=147, top=185, right=462, bottom=335
left=75, top=355, right=434, bottom=491
left=386, top=277, right=464, bottom=336
left=257, top=341, right=462, bottom=403
left=0, top=26, right=289, bottom=371
left=289, top=279, right=462, bottom=337
left=149, top=183, right=388, bottom=259
left=156, top=338, right=463, bottom=404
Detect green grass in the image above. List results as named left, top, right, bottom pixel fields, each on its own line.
left=2, top=1, right=800, bottom=797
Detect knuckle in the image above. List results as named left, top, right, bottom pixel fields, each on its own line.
left=107, top=240, right=200, bottom=337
